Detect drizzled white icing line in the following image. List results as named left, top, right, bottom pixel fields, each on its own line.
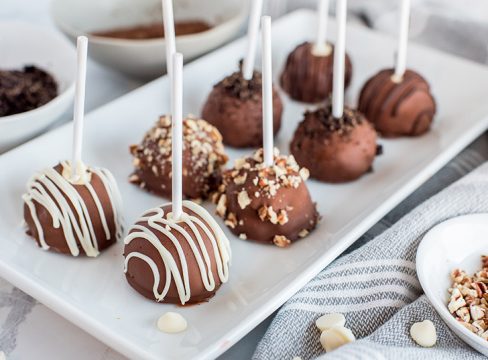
left=124, top=200, right=231, bottom=305
left=22, top=161, right=124, bottom=257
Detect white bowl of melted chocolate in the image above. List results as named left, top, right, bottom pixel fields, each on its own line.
left=51, top=0, right=247, bottom=78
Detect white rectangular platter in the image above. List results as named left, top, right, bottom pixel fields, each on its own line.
left=1, top=9, right=488, bottom=360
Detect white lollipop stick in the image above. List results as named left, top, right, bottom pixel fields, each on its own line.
left=393, top=0, right=410, bottom=81
left=313, top=0, right=330, bottom=55
left=261, top=16, right=273, bottom=167
left=171, top=52, right=183, bottom=221
left=162, top=0, right=176, bottom=79
left=332, top=0, right=347, bottom=119
left=71, top=36, right=88, bottom=181
left=242, top=0, right=264, bottom=80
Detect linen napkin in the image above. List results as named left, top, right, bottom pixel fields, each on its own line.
left=253, top=137, right=488, bottom=359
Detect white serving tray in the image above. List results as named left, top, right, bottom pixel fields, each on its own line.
left=1, top=9, right=488, bottom=360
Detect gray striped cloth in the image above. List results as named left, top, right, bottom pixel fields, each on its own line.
left=253, top=136, right=488, bottom=359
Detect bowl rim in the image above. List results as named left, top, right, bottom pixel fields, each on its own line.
left=416, top=213, right=488, bottom=353
left=50, top=0, right=248, bottom=47
left=0, top=21, right=76, bottom=124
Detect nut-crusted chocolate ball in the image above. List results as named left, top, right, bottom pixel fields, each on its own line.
left=124, top=201, right=231, bottom=304
left=23, top=161, right=124, bottom=257
left=213, top=148, right=319, bottom=247
left=358, top=69, right=436, bottom=137
left=290, top=104, right=381, bottom=183
left=129, top=115, right=228, bottom=200
left=280, top=42, right=352, bottom=103
left=201, top=66, right=283, bottom=148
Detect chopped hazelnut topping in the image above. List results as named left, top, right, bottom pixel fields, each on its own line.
left=273, top=235, right=291, bottom=248
left=447, top=256, right=488, bottom=340
left=237, top=190, right=251, bottom=209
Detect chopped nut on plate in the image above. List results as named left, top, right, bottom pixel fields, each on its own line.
left=447, top=256, right=488, bottom=340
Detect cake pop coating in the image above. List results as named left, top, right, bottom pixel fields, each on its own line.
left=201, top=67, right=283, bottom=148
left=123, top=201, right=231, bottom=304
left=213, top=148, right=319, bottom=247
left=290, top=105, right=380, bottom=183
left=129, top=115, right=228, bottom=200
left=23, top=161, right=123, bottom=257
left=358, top=69, right=436, bottom=137
left=280, top=42, right=353, bottom=103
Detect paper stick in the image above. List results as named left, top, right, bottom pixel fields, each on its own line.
left=162, top=0, right=176, bottom=79
left=261, top=16, right=273, bottom=167
left=242, top=0, right=264, bottom=80
left=393, top=0, right=410, bottom=81
left=171, top=52, right=183, bottom=220
left=71, top=36, right=88, bottom=181
left=332, top=0, right=347, bottom=119
left=314, top=0, right=330, bottom=55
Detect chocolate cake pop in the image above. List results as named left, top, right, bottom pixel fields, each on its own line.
left=213, top=148, right=319, bottom=247
left=23, top=161, right=124, bottom=257
left=290, top=104, right=381, bottom=183
left=357, top=69, right=436, bottom=137
left=201, top=64, right=283, bottom=148
left=129, top=115, right=228, bottom=200
left=280, top=42, right=352, bottom=103
left=123, top=200, right=231, bottom=304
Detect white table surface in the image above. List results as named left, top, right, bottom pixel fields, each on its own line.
left=0, top=1, right=267, bottom=359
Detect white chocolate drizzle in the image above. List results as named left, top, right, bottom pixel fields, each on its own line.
left=22, top=161, right=124, bottom=257
left=124, top=200, right=231, bottom=305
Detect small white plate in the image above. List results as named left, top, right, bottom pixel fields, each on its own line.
left=2, top=9, right=488, bottom=360
left=417, top=214, right=488, bottom=356
left=0, top=22, right=76, bottom=152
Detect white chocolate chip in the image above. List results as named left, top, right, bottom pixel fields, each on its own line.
left=316, top=313, right=346, bottom=332
left=320, top=326, right=355, bottom=352
left=410, top=320, right=437, bottom=347
left=157, top=312, right=187, bottom=333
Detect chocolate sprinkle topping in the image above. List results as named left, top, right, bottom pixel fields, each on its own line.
left=215, top=61, right=262, bottom=100
left=0, top=65, right=58, bottom=117
left=303, top=103, right=366, bottom=138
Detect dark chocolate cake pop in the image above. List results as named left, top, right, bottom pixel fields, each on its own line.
left=358, top=69, right=436, bottom=137
left=123, top=200, right=231, bottom=304
left=22, top=161, right=123, bottom=257
left=290, top=104, right=381, bottom=183
left=129, top=115, right=228, bottom=200
left=213, top=148, right=319, bottom=247
left=280, top=42, right=353, bottom=103
left=201, top=64, right=283, bottom=148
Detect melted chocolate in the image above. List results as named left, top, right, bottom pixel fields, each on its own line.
left=92, top=20, right=211, bottom=40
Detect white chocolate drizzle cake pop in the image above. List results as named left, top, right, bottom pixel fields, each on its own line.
left=123, top=200, right=231, bottom=304
left=22, top=37, right=124, bottom=257
left=23, top=161, right=123, bottom=256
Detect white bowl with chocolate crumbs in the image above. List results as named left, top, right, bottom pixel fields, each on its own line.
left=417, top=214, right=488, bottom=356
